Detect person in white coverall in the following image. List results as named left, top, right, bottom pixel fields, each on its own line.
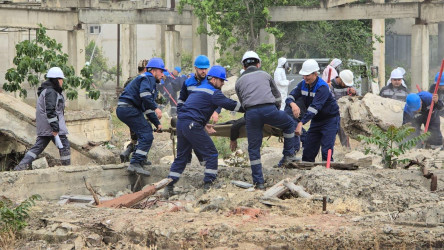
left=322, top=58, right=342, bottom=84
left=274, top=57, right=293, bottom=110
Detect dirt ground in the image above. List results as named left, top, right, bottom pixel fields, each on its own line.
left=4, top=111, right=444, bottom=249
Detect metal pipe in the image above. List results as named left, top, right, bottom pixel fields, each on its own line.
left=322, top=196, right=327, bottom=212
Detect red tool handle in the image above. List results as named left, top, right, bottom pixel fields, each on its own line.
left=161, top=85, right=178, bottom=106
left=326, top=149, right=332, bottom=169
left=425, top=59, right=444, bottom=133
left=416, top=84, right=422, bottom=93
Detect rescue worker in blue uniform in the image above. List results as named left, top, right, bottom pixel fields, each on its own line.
left=116, top=58, right=165, bottom=176
left=428, top=72, right=444, bottom=117
left=236, top=51, right=298, bottom=190
left=287, top=59, right=340, bottom=162
left=403, top=92, right=443, bottom=148
left=177, top=55, right=219, bottom=166
left=164, top=66, right=243, bottom=198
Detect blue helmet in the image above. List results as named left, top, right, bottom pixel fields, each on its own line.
left=207, top=65, right=227, bottom=81
left=194, top=55, right=210, bottom=69
left=146, top=58, right=166, bottom=71
left=434, top=72, right=444, bottom=86
left=406, top=93, right=421, bottom=112
left=174, top=66, right=181, bottom=73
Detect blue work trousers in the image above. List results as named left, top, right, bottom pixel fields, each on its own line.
left=245, top=104, right=295, bottom=184
left=116, top=107, right=154, bottom=164
left=168, top=119, right=218, bottom=185
left=302, top=116, right=340, bottom=162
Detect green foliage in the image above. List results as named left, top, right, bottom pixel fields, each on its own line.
left=85, top=41, right=111, bottom=83
left=179, top=0, right=380, bottom=75
left=212, top=137, right=232, bottom=159
left=3, top=24, right=100, bottom=100
left=180, top=52, right=193, bottom=74
left=0, top=195, right=41, bottom=233
left=358, top=125, right=430, bottom=168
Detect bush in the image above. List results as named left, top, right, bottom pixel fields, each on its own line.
left=0, top=194, right=41, bottom=233
left=358, top=125, right=430, bottom=168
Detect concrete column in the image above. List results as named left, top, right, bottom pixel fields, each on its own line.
left=206, top=23, right=219, bottom=66
left=121, top=24, right=137, bottom=80
left=411, top=23, right=430, bottom=91
left=259, top=29, right=276, bottom=53
left=439, top=22, right=444, bottom=61
left=372, top=18, right=385, bottom=89
left=67, top=29, right=86, bottom=76
left=165, top=25, right=181, bottom=71
left=8, top=29, right=21, bottom=99
left=192, top=14, right=208, bottom=58
left=67, top=29, right=88, bottom=110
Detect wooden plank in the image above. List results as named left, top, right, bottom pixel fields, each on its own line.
left=97, top=178, right=172, bottom=208
left=262, top=175, right=301, bottom=199
left=286, top=162, right=358, bottom=170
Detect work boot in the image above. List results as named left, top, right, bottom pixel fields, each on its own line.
left=142, top=159, right=152, bottom=166
left=282, top=154, right=301, bottom=165
left=13, top=163, right=30, bottom=171
left=120, top=143, right=135, bottom=163
left=203, top=182, right=213, bottom=192
left=127, top=162, right=150, bottom=176
left=255, top=183, right=266, bottom=190
left=163, top=185, right=176, bottom=199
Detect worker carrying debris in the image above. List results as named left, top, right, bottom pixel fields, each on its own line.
left=119, top=59, right=151, bottom=164
left=164, top=65, right=243, bottom=198
left=287, top=59, right=340, bottom=162
left=330, top=69, right=357, bottom=148
left=380, top=68, right=409, bottom=101
left=321, top=58, right=342, bottom=83
left=403, top=92, right=443, bottom=148
left=116, top=58, right=165, bottom=176
left=14, top=67, right=71, bottom=171
left=236, top=51, right=299, bottom=190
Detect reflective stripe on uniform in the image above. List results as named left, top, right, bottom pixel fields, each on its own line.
left=135, top=149, right=148, bottom=155
left=234, top=102, right=241, bottom=112
left=301, top=90, right=309, bottom=96
left=47, top=117, right=58, bottom=123
left=60, top=155, right=71, bottom=160
left=307, top=106, right=318, bottom=114
left=118, top=102, right=129, bottom=106
left=144, top=109, right=154, bottom=115
left=283, top=132, right=294, bottom=139
left=310, top=92, right=316, bottom=97
left=204, top=169, right=218, bottom=175
left=177, top=100, right=184, bottom=104
left=169, top=172, right=181, bottom=178
left=187, top=86, right=196, bottom=91
left=140, top=92, right=152, bottom=97
left=194, top=88, right=214, bottom=95
left=288, top=95, right=295, bottom=101
left=276, top=97, right=282, bottom=102
left=26, top=151, right=37, bottom=159
left=250, top=159, right=261, bottom=165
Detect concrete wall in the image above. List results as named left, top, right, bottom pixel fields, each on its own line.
left=65, top=110, right=112, bottom=143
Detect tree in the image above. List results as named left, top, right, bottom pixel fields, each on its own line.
left=3, top=24, right=100, bottom=100
left=179, top=0, right=379, bottom=74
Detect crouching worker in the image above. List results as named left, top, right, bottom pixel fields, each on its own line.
left=403, top=92, right=443, bottom=149
left=164, top=66, right=244, bottom=198
left=14, top=67, right=71, bottom=170
left=116, top=58, right=164, bottom=176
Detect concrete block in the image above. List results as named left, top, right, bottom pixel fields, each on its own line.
left=32, top=157, right=49, bottom=170
left=344, top=151, right=373, bottom=167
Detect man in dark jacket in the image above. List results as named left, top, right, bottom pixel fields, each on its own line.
left=403, top=92, right=443, bottom=148
left=14, top=67, right=71, bottom=171
left=380, top=68, right=409, bottom=101
left=164, top=66, right=243, bottom=198
left=288, top=59, right=340, bottom=162
left=428, top=72, right=444, bottom=117
left=117, top=58, right=164, bottom=176
left=236, top=51, right=297, bottom=189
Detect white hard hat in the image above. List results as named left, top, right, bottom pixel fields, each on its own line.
left=339, top=70, right=354, bottom=87
left=299, top=59, right=320, bottom=76
left=330, top=58, right=342, bottom=68
left=396, top=67, right=406, bottom=76
left=390, top=68, right=403, bottom=79
left=46, top=67, right=65, bottom=79
left=241, top=51, right=261, bottom=63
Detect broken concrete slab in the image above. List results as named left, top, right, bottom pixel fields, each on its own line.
left=343, top=151, right=373, bottom=167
